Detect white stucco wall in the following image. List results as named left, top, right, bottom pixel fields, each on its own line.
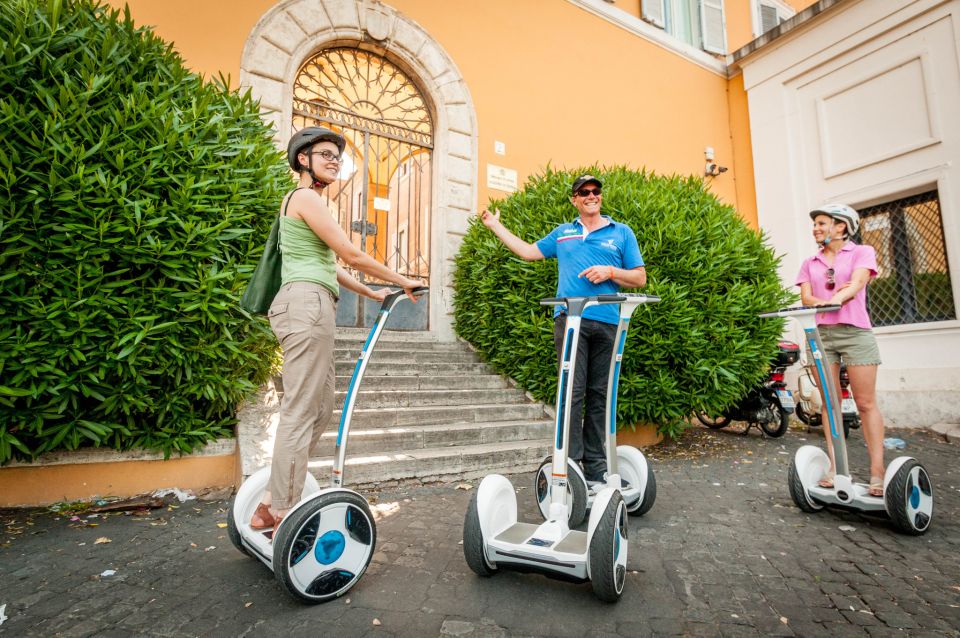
left=740, top=0, right=960, bottom=427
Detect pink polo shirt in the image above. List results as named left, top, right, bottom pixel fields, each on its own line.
left=795, top=242, right=878, bottom=329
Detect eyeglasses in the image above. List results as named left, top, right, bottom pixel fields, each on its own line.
left=309, top=150, right=342, bottom=163
left=576, top=187, right=602, bottom=198
left=825, top=268, right=835, bottom=291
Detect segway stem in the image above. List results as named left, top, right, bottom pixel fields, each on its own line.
left=333, top=287, right=429, bottom=487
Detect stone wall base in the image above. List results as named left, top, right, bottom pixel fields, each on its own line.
left=0, top=439, right=239, bottom=508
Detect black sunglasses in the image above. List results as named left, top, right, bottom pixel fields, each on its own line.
left=825, top=268, right=835, bottom=291
left=576, top=187, right=602, bottom=197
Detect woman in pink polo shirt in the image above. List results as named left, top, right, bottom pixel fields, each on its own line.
left=796, top=203, right=886, bottom=496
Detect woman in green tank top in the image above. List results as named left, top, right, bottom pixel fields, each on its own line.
left=250, top=127, right=424, bottom=530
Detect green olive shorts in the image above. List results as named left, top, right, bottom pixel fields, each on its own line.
left=807, top=324, right=882, bottom=366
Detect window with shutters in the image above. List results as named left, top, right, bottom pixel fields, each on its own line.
left=752, top=0, right=796, bottom=38
left=641, top=0, right=726, bottom=54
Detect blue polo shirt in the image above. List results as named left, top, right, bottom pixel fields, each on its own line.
left=536, top=216, right=644, bottom=324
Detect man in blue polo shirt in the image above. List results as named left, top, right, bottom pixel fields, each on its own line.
left=479, top=174, right=646, bottom=482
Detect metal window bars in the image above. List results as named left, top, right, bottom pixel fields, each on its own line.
left=858, top=190, right=956, bottom=327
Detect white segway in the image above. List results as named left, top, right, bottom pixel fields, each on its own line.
left=760, top=305, right=933, bottom=535
left=463, top=294, right=660, bottom=602
left=228, top=287, right=428, bottom=602
left=534, top=293, right=658, bottom=528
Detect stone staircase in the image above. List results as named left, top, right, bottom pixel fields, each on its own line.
left=238, top=328, right=555, bottom=489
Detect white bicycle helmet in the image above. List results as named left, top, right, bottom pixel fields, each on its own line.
left=809, top=203, right=860, bottom=237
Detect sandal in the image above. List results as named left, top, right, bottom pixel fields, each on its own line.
left=250, top=502, right=275, bottom=530
left=868, top=477, right=884, bottom=497
left=818, top=471, right=835, bottom=489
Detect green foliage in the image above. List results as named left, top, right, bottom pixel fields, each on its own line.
left=453, top=166, right=795, bottom=437
left=0, top=0, right=290, bottom=462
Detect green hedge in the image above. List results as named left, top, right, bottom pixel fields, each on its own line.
left=0, top=0, right=290, bottom=462
left=453, top=167, right=795, bottom=437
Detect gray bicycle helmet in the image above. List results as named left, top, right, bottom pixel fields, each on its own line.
left=809, top=203, right=860, bottom=237
left=287, top=126, right=346, bottom=172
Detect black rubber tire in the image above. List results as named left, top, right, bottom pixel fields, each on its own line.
left=787, top=456, right=822, bottom=513
left=884, top=459, right=933, bottom=536
left=794, top=403, right=813, bottom=426
left=630, top=468, right=657, bottom=517
left=760, top=403, right=790, bottom=438
left=589, top=491, right=627, bottom=603
left=463, top=491, right=497, bottom=577
left=273, top=491, right=376, bottom=604
left=696, top=412, right=731, bottom=429
left=226, top=498, right=250, bottom=557
left=536, top=458, right=589, bottom=529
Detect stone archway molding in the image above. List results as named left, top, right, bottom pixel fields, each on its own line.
left=240, top=0, right=477, bottom=341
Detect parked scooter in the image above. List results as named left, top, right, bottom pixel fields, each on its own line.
left=696, top=341, right=799, bottom=438
left=795, top=361, right=861, bottom=438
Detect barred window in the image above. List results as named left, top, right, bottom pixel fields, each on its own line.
left=859, top=190, right=956, bottom=327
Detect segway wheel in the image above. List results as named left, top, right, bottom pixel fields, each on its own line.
left=226, top=498, right=250, bottom=557
left=535, top=458, right=588, bottom=528
left=463, top=491, right=497, bottom=577
left=615, top=446, right=656, bottom=516
left=696, top=412, right=731, bottom=429
left=631, top=469, right=657, bottom=517
left=787, top=456, right=823, bottom=513
left=272, top=491, right=376, bottom=604
left=589, top=491, right=627, bottom=603
left=760, top=403, right=790, bottom=438
left=885, top=460, right=933, bottom=536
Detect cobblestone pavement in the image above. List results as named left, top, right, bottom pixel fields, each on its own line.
left=2, top=426, right=959, bottom=637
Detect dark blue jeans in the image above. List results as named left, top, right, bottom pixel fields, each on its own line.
left=553, top=315, right=617, bottom=480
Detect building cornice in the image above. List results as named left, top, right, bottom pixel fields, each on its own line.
left=564, top=0, right=728, bottom=77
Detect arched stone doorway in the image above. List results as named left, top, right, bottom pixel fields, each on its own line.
left=239, top=0, right=476, bottom=340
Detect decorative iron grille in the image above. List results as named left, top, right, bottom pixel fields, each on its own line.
left=858, top=190, right=956, bottom=327
left=291, top=47, right=433, bottom=286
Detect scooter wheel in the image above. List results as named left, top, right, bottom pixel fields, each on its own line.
left=226, top=498, right=250, bottom=557
left=759, top=403, right=790, bottom=438
left=787, top=456, right=823, bottom=513
left=272, top=491, right=376, bottom=604
left=589, top=491, right=627, bottom=603
left=631, top=468, right=656, bottom=517
left=535, top=458, right=588, bottom=528
left=696, top=412, right=731, bottom=429
left=463, top=491, right=497, bottom=577
left=616, top=446, right=655, bottom=516
left=885, top=460, right=933, bottom=535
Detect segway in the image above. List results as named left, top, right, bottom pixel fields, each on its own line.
left=534, top=293, right=658, bottom=528
left=228, top=287, right=428, bottom=602
left=463, top=294, right=660, bottom=602
left=760, top=305, right=933, bottom=535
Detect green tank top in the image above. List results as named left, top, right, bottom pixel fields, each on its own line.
left=279, top=194, right=339, bottom=297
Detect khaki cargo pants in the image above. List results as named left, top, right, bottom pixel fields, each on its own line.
left=267, top=282, right=337, bottom=509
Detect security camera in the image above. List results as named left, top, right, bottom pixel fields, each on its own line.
left=705, top=162, right=728, bottom=177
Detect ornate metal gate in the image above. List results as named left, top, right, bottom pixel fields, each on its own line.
left=291, top=48, right=433, bottom=297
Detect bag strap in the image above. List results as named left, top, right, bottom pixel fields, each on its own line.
left=277, top=187, right=309, bottom=252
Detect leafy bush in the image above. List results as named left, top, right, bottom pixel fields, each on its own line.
left=0, top=0, right=290, bottom=462
left=453, top=166, right=795, bottom=437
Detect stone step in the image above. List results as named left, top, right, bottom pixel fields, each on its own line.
left=334, top=374, right=510, bottom=392
left=333, top=361, right=492, bottom=376
left=334, top=348, right=479, bottom=364
left=308, top=439, right=554, bottom=488
left=331, top=402, right=548, bottom=428
left=334, top=387, right=528, bottom=409
left=336, top=338, right=468, bottom=352
left=312, top=420, right=553, bottom=456
left=336, top=328, right=440, bottom=343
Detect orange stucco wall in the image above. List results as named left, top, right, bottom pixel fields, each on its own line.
left=107, top=0, right=755, bottom=223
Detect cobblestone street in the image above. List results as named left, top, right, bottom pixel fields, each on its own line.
left=2, top=426, right=959, bottom=637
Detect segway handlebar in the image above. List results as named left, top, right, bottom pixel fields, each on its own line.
left=758, top=304, right=841, bottom=319
left=379, top=286, right=429, bottom=312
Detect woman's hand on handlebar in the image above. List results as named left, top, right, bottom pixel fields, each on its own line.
left=367, top=287, right=390, bottom=303
left=402, top=279, right=425, bottom=302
